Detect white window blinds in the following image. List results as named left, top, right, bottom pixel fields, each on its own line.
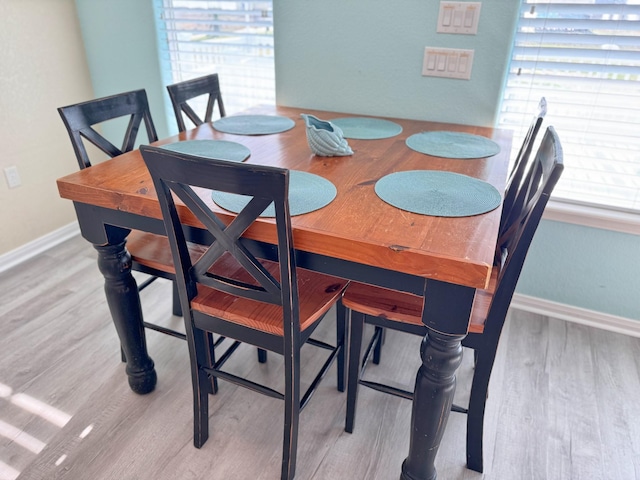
left=498, top=0, right=640, bottom=212
left=154, top=0, right=275, bottom=116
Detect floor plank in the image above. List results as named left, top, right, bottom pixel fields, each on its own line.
left=1, top=235, right=639, bottom=479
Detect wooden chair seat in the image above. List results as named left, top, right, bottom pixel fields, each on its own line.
left=342, top=267, right=497, bottom=335
left=130, top=233, right=343, bottom=335
left=193, top=262, right=346, bottom=336
left=127, top=230, right=207, bottom=275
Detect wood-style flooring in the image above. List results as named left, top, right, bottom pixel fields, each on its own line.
left=1, top=235, right=639, bottom=479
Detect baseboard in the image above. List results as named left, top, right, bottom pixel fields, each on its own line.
left=0, top=222, right=80, bottom=274
left=511, top=293, right=640, bottom=338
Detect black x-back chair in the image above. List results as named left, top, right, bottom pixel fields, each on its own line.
left=140, top=144, right=348, bottom=480
left=500, top=97, right=547, bottom=237
left=342, top=127, right=564, bottom=473
left=58, top=89, right=198, bottom=355
left=166, top=73, right=226, bottom=132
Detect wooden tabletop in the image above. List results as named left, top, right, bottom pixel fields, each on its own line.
left=57, top=105, right=512, bottom=290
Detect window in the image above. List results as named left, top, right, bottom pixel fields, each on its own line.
left=498, top=0, right=640, bottom=212
left=153, top=0, right=275, bottom=117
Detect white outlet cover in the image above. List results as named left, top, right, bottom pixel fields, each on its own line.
left=4, top=166, right=21, bottom=188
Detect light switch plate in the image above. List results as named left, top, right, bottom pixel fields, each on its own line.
left=422, top=47, right=474, bottom=80
left=437, top=2, right=481, bottom=35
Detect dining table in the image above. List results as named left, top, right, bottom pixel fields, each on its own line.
left=56, top=105, right=511, bottom=480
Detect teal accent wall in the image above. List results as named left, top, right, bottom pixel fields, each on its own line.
left=272, top=1, right=519, bottom=127
left=518, top=221, right=639, bottom=320
left=74, top=0, right=170, bottom=139
left=73, top=0, right=639, bottom=322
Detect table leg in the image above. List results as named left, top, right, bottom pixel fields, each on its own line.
left=95, top=240, right=157, bottom=394
left=400, top=329, right=464, bottom=480
left=400, top=279, right=474, bottom=480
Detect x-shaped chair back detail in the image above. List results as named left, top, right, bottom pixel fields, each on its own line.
left=499, top=97, right=547, bottom=237
left=485, top=125, right=564, bottom=340
left=166, top=74, right=226, bottom=132
left=141, top=145, right=349, bottom=480
left=58, top=89, right=158, bottom=170
left=140, top=145, right=300, bottom=338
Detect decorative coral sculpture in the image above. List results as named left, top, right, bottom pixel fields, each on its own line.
left=301, top=114, right=353, bottom=157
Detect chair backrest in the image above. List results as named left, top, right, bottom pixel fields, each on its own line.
left=500, top=97, right=547, bottom=236
left=58, top=89, right=158, bottom=170
left=485, top=126, right=564, bottom=339
left=140, top=145, right=300, bottom=336
left=166, top=74, right=226, bottom=132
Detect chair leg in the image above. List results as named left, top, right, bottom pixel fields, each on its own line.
left=192, top=329, right=210, bottom=448
left=206, top=332, right=218, bottom=395
left=465, top=346, right=497, bottom=473
left=257, top=348, right=268, bottom=363
left=336, top=301, right=347, bottom=392
left=345, top=309, right=364, bottom=433
left=281, top=339, right=300, bottom=480
left=372, top=326, right=385, bottom=364
left=171, top=280, right=182, bottom=317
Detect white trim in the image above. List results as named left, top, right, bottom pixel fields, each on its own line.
left=544, top=200, right=640, bottom=236
left=511, top=293, right=640, bottom=339
left=0, top=222, right=80, bottom=274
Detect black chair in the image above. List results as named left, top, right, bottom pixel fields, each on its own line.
left=140, top=144, right=348, bottom=480
left=500, top=97, right=547, bottom=237
left=58, top=89, right=191, bottom=347
left=342, top=127, right=564, bottom=473
left=166, top=74, right=226, bottom=132
left=364, top=98, right=549, bottom=368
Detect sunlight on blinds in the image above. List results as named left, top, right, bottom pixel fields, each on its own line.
left=498, top=0, right=640, bottom=212
left=154, top=0, right=275, bottom=116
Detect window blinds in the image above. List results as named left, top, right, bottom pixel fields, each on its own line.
left=154, top=0, right=275, bottom=116
left=498, top=0, right=640, bottom=211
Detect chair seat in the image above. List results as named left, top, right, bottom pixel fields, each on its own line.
left=130, top=231, right=347, bottom=335
left=127, top=230, right=208, bottom=274
left=193, top=258, right=348, bottom=336
left=341, top=269, right=498, bottom=335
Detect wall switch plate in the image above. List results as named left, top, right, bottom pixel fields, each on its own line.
left=4, top=165, right=21, bottom=188
left=437, top=2, right=481, bottom=35
left=422, top=47, right=474, bottom=80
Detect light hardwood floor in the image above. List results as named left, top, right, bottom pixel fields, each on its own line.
left=1, top=235, right=639, bottom=480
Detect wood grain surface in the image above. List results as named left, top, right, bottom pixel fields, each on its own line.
left=57, top=106, right=512, bottom=289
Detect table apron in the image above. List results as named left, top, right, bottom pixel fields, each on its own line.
left=74, top=201, right=477, bottom=334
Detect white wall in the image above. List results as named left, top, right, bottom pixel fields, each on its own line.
left=0, top=0, right=94, bottom=255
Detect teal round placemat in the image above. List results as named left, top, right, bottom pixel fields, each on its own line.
left=213, top=115, right=295, bottom=135
left=160, top=140, right=250, bottom=162
left=329, top=117, right=403, bottom=139
left=406, top=131, right=501, bottom=159
left=375, top=170, right=502, bottom=217
left=211, top=170, right=337, bottom=217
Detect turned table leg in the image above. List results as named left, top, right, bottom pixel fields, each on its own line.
left=400, top=279, right=474, bottom=480
left=95, top=240, right=156, bottom=394
left=400, top=330, right=464, bottom=480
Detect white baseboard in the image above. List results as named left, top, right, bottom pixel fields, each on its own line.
left=0, top=222, right=80, bottom=274
left=511, top=293, right=640, bottom=338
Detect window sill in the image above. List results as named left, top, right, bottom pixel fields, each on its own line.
left=543, top=200, right=640, bottom=236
